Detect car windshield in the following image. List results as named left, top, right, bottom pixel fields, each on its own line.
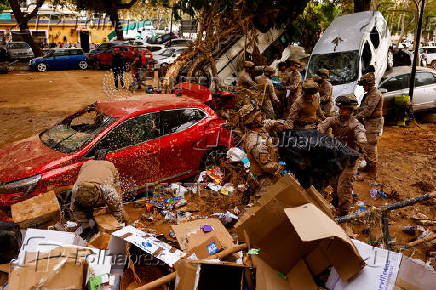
left=160, top=48, right=175, bottom=57
left=8, top=43, right=30, bottom=49
left=307, top=50, right=360, bottom=85
left=39, top=105, right=118, bottom=153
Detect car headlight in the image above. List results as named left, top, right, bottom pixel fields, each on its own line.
left=0, top=174, right=42, bottom=195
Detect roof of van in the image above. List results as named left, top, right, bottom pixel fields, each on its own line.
left=312, top=11, right=384, bottom=55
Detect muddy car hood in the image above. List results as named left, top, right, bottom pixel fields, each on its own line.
left=0, top=136, right=68, bottom=182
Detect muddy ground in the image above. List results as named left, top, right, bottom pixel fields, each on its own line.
left=0, top=70, right=435, bottom=267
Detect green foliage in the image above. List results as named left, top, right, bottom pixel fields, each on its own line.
left=286, top=1, right=341, bottom=51
left=0, top=0, right=10, bottom=13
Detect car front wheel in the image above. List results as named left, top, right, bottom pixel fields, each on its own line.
left=37, top=62, right=47, bottom=72
left=199, top=146, right=228, bottom=172
left=78, top=60, right=88, bottom=70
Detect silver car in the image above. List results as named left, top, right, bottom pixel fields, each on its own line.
left=379, top=66, right=436, bottom=115
left=6, top=42, right=34, bottom=60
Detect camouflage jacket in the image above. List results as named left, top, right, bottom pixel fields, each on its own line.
left=286, top=95, right=325, bottom=128
left=318, top=116, right=367, bottom=151
left=355, top=87, right=384, bottom=119
left=237, top=70, right=256, bottom=89
left=243, top=130, right=280, bottom=177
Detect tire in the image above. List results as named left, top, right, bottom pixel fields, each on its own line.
left=386, top=49, right=394, bottom=71
left=94, top=60, right=101, bottom=70
left=199, top=146, right=228, bottom=172
left=36, top=62, right=47, bottom=72
left=78, top=60, right=88, bottom=70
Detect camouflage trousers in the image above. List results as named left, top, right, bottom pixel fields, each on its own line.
left=71, top=183, right=125, bottom=229
left=364, top=117, right=383, bottom=166
left=262, top=99, right=276, bottom=120
left=330, top=161, right=358, bottom=216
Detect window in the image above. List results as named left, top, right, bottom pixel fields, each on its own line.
left=175, top=48, right=186, bottom=54
left=361, top=41, right=372, bottom=73
left=370, top=26, right=380, bottom=49
left=428, top=48, right=436, bottom=54
left=307, top=50, right=359, bottom=85
left=161, top=109, right=206, bottom=135
left=380, top=74, right=409, bottom=92
left=53, top=50, right=67, bottom=56
left=39, top=106, right=117, bottom=153
left=146, top=46, right=162, bottom=52
left=415, top=72, right=435, bottom=87
left=93, top=112, right=161, bottom=152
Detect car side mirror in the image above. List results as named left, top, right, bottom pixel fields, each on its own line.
left=379, top=88, right=388, bottom=94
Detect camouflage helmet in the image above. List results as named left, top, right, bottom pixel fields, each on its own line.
left=336, top=94, right=358, bottom=109
left=263, top=66, right=275, bottom=74
left=317, top=68, right=330, bottom=78
left=302, top=79, right=319, bottom=94
left=239, top=104, right=261, bottom=126
left=310, top=75, right=323, bottom=84
left=358, top=72, right=376, bottom=86
left=289, top=59, right=305, bottom=68
left=244, top=60, right=255, bottom=68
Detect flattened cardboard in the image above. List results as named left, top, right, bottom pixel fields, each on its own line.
left=172, top=218, right=234, bottom=252
left=110, top=226, right=185, bottom=268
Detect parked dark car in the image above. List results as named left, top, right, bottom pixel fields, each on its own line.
left=29, top=48, right=88, bottom=72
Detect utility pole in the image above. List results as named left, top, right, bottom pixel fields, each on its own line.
left=169, top=7, right=173, bottom=46
left=408, top=0, right=426, bottom=103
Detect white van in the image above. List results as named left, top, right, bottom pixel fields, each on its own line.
left=307, top=11, right=393, bottom=103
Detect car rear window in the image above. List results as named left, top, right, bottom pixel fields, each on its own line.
left=161, top=108, right=206, bottom=135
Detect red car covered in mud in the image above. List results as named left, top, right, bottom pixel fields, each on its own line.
left=0, top=91, right=233, bottom=218
left=89, top=45, right=153, bottom=70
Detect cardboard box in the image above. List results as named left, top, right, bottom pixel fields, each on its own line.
left=175, top=259, right=247, bottom=290
left=172, top=218, right=234, bottom=259
left=11, top=191, right=61, bottom=229
left=395, top=255, right=436, bottom=290
left=235, top=175, right=364, bottom=288
left=17, top=228, right=86, bottom=265
left=8, top=246, right=90, bottom=290
left=94, top=214, right=122, bottom=233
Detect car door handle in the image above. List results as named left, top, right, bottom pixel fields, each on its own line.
left=145, top=150, right=157, bottom=155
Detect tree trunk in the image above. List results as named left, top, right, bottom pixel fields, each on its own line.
left=354, top=0, right=371, bottom=12
left=8, top=0, right=43, bottom=57
left=19, top=23, right=42, bottom=57
left=109, top=7, right=123, bottom=40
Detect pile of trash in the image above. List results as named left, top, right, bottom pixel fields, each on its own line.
left=1, top=173, right=435, bottom=290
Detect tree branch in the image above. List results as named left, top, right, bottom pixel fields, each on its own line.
left=23, top=0, right=45, bottom=22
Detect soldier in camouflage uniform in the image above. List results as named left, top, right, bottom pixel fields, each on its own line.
left=355, top=73, right=384, bottom=178
left=255, top=66, right=280, bottom=119
left=318, top=94, right=367, bottom=216
left=237, top=61, right=257, bottom=89
left=71, top=160, right=126, bottom=229
left=316, top=69, right=334, bottom=117
left=240, top=104, right=284, bottom=188
left=286, top=79, right=326, bottom=129
left=284, top=59, right=304, bottom=117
